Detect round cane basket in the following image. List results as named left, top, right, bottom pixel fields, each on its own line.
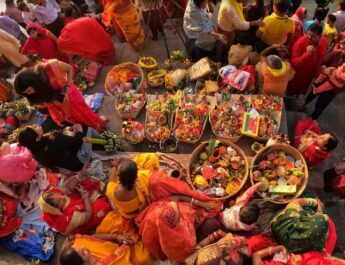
left=250, top=144, right=308, bottom=204
left=115, top=94, right=147, bottom=119
left=187, top=140, right=249, bottom=200
left=104, top=62, right=146, bottom=96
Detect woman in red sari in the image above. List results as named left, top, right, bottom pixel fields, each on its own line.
left=294, top=118, right=338, bottom=166
left=135, top=169, right=221, bottom=262
left=38, top=170, right=111, bottom=235
left=291, top=7, right=307, bottom=50
left=22, top=24, right=69, bottom=62
left=14, top=59, right=106, bottom=132
left=57, top=17, right=115, bottom=65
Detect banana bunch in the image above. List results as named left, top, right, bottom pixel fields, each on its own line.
left=100, top=130, right=124, bottom=153
left=7, top=128, right=20, bottom=143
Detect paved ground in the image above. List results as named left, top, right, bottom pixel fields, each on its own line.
left=1, top=1, right=345, bottom=264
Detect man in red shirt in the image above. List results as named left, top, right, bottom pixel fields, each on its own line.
left=287, top=23, right=328, bottom=96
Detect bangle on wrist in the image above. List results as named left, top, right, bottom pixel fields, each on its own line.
left=75, top=173, right=83, bottom=181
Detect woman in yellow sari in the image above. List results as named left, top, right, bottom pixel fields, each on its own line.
left=95, top=154, right=159, bottom=265
left=102, top=0, right=146, bottom=51
left=59, top=234, right=137, bottom=265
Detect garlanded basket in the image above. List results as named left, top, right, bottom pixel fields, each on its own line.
left=122, top=120, right=145, bottom=144
left=250, top=143, right=308, bottom=204
left=187, top=140, right=249, bottom=200
left=104, top=62, right=146, bottom=96
left=148, top=69, right=166, bottom=88
left=138, top=57, right=157, bottom=71
left=114, top=93, right=147, bottom=119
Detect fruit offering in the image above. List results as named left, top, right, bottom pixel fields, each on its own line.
left=115, top=93, right=146, bottom=113
left=251, top=145, right=307, bottom=203
left=84, top=130, right=124, bottom=153
left=170, top=50, right=187, bottom=63
left=189, top=140, right=248, bottom=198
left=257, top=114, right=279, bottom=139
left=251, top=95, right=283, bottom=111
left=148, top=69, right=166, bottom=87
left=145, top=94, right=178, bottom=142
left=165, top=69, right=188, bottom=90
left=122, top=120, right=145, bottom=144
left=138, top=56, right=157, bottom=71
left=174, top=95, right=209, bottom=143
left=210, top=101, right=243, bottom=139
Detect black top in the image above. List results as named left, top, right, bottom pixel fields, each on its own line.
left=45, top=131, right=84, bottom=172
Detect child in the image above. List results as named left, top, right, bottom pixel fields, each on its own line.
left=260, top=44, right=294, bottom=96
left=220, top=182, right=262, bottom=231
left=323, top=14, right=337, bottom=47
left=256, top=0, right=295, bottom=52
left=228, top=31, right=253, bottom=67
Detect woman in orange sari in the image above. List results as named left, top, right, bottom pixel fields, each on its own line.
left=38, top=168, right=111, bottom=235
left=102, top=0, right=145, bottom=51
left=14, top=59, right=106, bottom=132
left=135, top=169, right=221, bottom=262
left=60, top=234, right=141, bottom=265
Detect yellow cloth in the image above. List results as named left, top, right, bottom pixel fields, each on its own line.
left=323, top=23, right=337, bottom=46
left=228, top=44, right=252, bottom=67
left=259, top=13, right=295, bottom=45
left=72, top=235, right=132, bottom=265
left=103, top=0, right=145, bottom=50
left=106, top=153, right=159, bottom=219
left=96, top=211, right=152, bottom=265
left=0, top=29, right=28, bottom=67
left=227, top=0, right=244, bottom=21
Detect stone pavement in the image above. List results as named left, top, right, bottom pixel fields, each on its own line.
left=1, top=1, right=345, bottom=264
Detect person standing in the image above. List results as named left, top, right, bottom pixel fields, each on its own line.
left=17, top=1, right=41, bottom=26
left=4, top=0, right=25, bottom=27
left=32, top=0, right=64, bottom=37
left=287, top=23, right=328, bottom=96
left=0, top=15, right=27, bottom=44
left=217, top=0, right=263, bottom=47
left=333, top=0, right=345, bottom=33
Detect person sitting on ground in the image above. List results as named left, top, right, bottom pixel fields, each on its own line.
left=294, top=118, right=338, bottom=166
left=271, top=197, right=336, bottom=254
left=260, top=44, right=294, bottom=97
left=38, top=164, right=111, bottom=235
left=228, top=31, right=252, bottom=67
left=220, top=182, right=262, bottom=232
left=18, top=124, right=99, bottom=172
left=323, top=13, right=337, bottom=47
left=22, top=23, right=69, bottom=62
left=304, top=7, right=326, bottom=32
left=14, top=59, right=106, bottom=131
left=256, top=0, right=295, bottom=52
left=302, top=62, right=345, bottom=120
left=59, top=233, right=145, bottom=265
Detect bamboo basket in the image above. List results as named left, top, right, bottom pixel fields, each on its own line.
left=145, top=110, right=172, bottom=143
left=187, top=140, right=249, bottom=200
left=173, top=109, right=208, bottom=144
left=254, top=111, right=282, bottom=141
left=115, top=93, right=147, bottom=119
left=250, top=144, right=308, bottom=204
left=104, top=62, right=146, bottom=96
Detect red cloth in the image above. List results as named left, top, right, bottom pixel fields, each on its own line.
left=246, top=234, right=277, bottom=256
left=57, top=17, right=115, bottom=65
left=239, top=65, right=256, bottom=87
left=294, top=118, right=330, bottom=166
left=135, top=169, right=222, bottom=262
left=325, top=173, right=345, bottom=198
left=42, top=60, right=105, bottom=132
left=22, top=24, right=68, bottom=62
left=291, top=7, right=306, bottom=51
left=0, top=193, right=22, bottom=238
left=287, top=35, right=328, bottom=96
left=42, top=179, right=111, bottom=234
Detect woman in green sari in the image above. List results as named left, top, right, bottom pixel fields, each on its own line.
left=271, top=198, right=330, bottom=253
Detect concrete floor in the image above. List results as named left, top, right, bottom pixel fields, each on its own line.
left=2, top=1, right=345, bottom=264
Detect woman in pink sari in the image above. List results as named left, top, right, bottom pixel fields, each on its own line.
left=14, top=59, right=106, bottom=132
left=135, top=169, right=221, bottom=262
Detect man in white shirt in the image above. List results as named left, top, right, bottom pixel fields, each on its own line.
left=32, top=0, right=64, bottom=37
left=17, top=1, right=41, bottom=26
left=333, top=0, right=345, bottom=33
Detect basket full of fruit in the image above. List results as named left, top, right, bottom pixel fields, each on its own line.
left=115, top=93, right=147, bottom=119
left=188, top=140, right=249, bottom=200
left=250, top=144, right=308, bottom=204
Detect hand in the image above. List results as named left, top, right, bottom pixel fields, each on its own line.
left=306, top=45, right=316, bottom=55
left=114, top=234, right=134, bottom=244
left=198, top=200, right=219, bottom=212
left=76, top=185, right=88, bottom=198
left=324, top=67, right=335, bottom=75
left=216, top=33, right=228, bottom=45
left=278, top=245, right=288, bottom=256
left=253, top=19, right=265, bottom=27
left=72, top=124, right=83, bottom=133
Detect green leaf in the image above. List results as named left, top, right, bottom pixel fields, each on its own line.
left=207, top=139, right=220, bottom=156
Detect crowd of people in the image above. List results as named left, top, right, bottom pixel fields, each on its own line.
left=1, top=0, right=345, bottom=264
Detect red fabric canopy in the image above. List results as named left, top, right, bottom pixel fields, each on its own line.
left=57, top=17, right=115, bottom=65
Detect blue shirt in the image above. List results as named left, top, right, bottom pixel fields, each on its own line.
left=0, top=16, right=20, bottom=38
